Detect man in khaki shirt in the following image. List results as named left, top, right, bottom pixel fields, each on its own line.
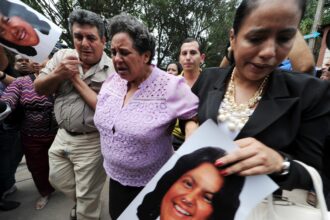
left=35, top=9, right=114, bottom=220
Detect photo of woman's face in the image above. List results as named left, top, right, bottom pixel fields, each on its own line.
left=0, top=14, right=39, bottom=46
left=160, top=163, right=224, bottom=220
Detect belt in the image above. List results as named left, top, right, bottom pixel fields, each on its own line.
left=64, top=129, right=96, bottom=136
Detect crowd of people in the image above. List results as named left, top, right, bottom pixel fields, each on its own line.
left=0, top=0, right=330, bottom=219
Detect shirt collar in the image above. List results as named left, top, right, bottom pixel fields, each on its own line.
left=82, top=51, right=112, bottom=79
left=97, top=51, right=112, bottom=71
left=181, top=68, right=202, bottom=76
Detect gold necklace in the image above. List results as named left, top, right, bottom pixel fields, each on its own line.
left=217, top=71, right=269, bottom=131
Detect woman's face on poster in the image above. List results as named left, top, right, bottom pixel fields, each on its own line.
left=0, top=14, right=39, bottom=46
left=160, top=162, right=224, bottom=220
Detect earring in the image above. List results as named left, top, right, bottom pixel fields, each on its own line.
left=227, top=46, right=233, bottom=60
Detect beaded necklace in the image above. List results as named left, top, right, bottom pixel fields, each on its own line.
left=217, top=71, right=269, bottom=131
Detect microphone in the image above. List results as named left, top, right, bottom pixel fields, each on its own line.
left=0, top=101, right=7, bottom=113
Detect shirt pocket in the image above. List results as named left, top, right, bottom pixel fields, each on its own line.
left=90, top=73, right=107, bottom=93
left=57, top=81, right=74, bottom=96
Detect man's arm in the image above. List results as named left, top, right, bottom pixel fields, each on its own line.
left=70, top=73, right=98, bottom=110
left=289, top=31, right=315, bottom=74
left=34, top=56, right=80, bottom=96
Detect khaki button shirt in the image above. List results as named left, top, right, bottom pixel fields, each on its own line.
left=40, top=48, right=114, bottom=133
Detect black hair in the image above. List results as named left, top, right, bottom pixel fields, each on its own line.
left=68, top=9, right=106, bottom=38
left=0, top=38, right=37, bottom=56
left=233, top=0, right=307, bottom=35
left=166, top=62, right=183, bottom=74
left=228, top=0, right=307, bottom=64
left=181, top=37, right=203, bottom=53
left=107, top=13, right=156, bottom=65
left=137, top=147, right=245, bottom=220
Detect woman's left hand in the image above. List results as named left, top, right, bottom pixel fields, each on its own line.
left=215, top=137, right=284, bottom=176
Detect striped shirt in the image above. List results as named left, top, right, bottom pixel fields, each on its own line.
left=0, top=75, right=57, bottom=137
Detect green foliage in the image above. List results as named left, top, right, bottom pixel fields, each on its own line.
left=322, top=1, right=330, bottom=25
left=299, top=0, right=330, bottom=34
left=204, top=0, right=239, bottom=67
left=20, top=0, right=330, bottom=68
left=140, top=0, right=241, bottom=67
left=20, top=0, right=238, bottom=68
left=299, top=0, right=317, bottom=34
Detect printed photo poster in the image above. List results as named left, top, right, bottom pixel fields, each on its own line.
left=119, top=119, right=278, bottom=220
left=0, top=0, right=62, bottom=63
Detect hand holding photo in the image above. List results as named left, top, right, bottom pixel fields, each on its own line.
left=118, top=120, right=278, bottom=220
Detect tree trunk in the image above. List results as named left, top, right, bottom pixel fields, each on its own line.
left=309, top=0, right=325, bottom=51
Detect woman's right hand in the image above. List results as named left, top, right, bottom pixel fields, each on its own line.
left=215, top=137, right=284, bottom=176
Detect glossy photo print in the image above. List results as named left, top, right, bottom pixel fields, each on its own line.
left=118, top=120, right=278, bottom=220
left=0, top=0, right=62, bottom=62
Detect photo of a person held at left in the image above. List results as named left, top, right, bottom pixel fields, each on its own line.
left=0, top=0, right=51, bottom=56
left=0, top=13, right=40, bottom=47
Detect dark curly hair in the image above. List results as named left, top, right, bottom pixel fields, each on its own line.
left=107, top=13, right=156, bottom=65
left=137, top=147, right=245, bottom=220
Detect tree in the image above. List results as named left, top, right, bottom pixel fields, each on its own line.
left=22, top=0, right=329, bottom=68
left=21, top=0, right=238, bottom=68
left=299, top=0, right=330, bottom=60
left=203, top=0, right=239, bottom=67
left=140, top=0, right=239, bottom=67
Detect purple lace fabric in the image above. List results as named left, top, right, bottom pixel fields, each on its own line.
left=94, top=67, right=198, bottom=186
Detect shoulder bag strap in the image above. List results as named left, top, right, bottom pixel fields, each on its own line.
left=294, top=160, right=330, bottom=220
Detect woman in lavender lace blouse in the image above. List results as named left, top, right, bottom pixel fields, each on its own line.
left=94, top=13, right=199, bottom=219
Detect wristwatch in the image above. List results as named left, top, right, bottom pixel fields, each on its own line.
left=0, top=71, right=6, bottom=80
left=278, top=156, right=291, bottom=176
